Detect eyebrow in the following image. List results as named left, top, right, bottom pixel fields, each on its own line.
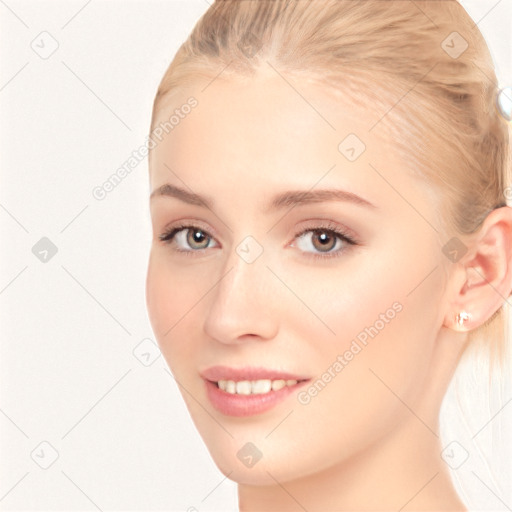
left=150, top=183, right=376, bottom=210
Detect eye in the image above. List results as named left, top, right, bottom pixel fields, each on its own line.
left=158, top=224, right=219, bottom=254
left=158, top=220, right=359, bottom=260
left=290, top=222, right=358, bottom=260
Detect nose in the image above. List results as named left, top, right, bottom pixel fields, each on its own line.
left=203, top=243, right=279, bottom=344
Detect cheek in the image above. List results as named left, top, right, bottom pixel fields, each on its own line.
left=313, top=243, right=441, bottom=355
left=285, top=248, right=441, bottom=414
left=146, top=252, right=172, bottom=338
left=145, top=250, right=202, bottom=359
left=270, top=282, right=439, bottom=476
left=277, top=254, right=400, bottom=352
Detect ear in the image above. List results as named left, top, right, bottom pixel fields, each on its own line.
left=444, top=206, right=512, bottom=332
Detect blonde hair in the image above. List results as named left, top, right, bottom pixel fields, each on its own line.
left=150, top=0, right=511, bottom=366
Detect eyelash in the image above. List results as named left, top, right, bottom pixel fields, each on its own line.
left=158, top=220, right=358, bottom=260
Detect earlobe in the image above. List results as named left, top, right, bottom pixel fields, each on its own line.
left=445, top=206, right=512, bottom=333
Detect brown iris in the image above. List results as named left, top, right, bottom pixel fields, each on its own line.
left=311, top=230, right=337, bottom=252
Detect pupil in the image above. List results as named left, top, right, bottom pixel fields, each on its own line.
left=313, top=230, right=335, bottom=251
left=188, top=229, right=208, bottom=248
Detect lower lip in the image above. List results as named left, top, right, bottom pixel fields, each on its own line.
left=204, top=379, right=309, bottom=417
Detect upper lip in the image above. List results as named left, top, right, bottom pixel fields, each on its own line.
left=200, top=365, right=310, bottom=382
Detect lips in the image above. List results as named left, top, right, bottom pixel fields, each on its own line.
left=200, top=365, right=311, bottom=417
left=200, top=365, right=310, bottom=383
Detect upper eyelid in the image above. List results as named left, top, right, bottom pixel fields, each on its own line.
left=292, top=220, right=360, bottom=246
left=295, top=225, right=355, bottom=240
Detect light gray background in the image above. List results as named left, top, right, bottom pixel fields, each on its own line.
left=0, top=1, right=510, bottom=511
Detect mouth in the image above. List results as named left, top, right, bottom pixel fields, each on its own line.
left=200, top=366, right=311, bottom=417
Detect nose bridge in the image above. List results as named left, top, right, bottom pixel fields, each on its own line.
left=203, top=233, right=278, bottom=342
left=220, top=232, right=270, bottom=299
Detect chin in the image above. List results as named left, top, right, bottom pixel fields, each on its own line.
left=197, top=431, right=325, bottom=486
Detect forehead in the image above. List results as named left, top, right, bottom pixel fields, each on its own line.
left=148, top=70, right=430, bottom=215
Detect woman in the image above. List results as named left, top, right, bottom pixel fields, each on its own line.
left=145, top=1, right=512, bottom=510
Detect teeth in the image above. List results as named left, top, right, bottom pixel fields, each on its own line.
left=236, top=381, right=252, bottom=395
left=272, top=379, right=286, bottom=391
left=216, top=378, right=300, bottom=395
left=226, top=380, right=236, bottom=394
left=252, top=379, right=272, bottom=394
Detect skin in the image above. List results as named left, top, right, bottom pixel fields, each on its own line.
left=145, top=66, right=512, bottom=511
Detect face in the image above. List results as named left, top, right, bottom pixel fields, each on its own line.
left=146, top=67, right=452, bottom=485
